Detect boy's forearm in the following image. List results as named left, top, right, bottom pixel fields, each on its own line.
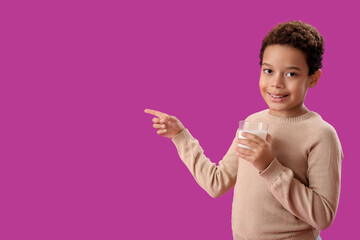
left=260, top=158, right=340, bottom=230
left=172, top=129, right=238, bottom=198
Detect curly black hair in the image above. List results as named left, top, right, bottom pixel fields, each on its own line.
left=259, top=21, right=324, bottom=76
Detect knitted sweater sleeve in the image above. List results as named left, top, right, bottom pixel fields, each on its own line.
left=171, top=129, right=239, bottom=198
left=260, top=125, right=343, bottom=230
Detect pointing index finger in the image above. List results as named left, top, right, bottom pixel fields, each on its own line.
left=144, top=109, right=166, bottom=118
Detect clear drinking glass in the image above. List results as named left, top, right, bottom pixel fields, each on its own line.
left=238, top=121, right=269, bottom=149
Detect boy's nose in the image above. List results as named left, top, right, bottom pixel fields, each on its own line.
left=270, top=74, right=285, bottom=88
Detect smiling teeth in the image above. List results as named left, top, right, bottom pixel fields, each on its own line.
left=270, top=94, right=287, bottom=98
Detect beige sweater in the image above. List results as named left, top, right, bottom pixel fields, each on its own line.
left=171, top=110, right=343, bottom=240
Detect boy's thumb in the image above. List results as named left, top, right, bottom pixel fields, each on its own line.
left=266, top=133, right=272, bottom=143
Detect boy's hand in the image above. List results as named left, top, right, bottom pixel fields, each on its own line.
left=235, top=132, right=274, bottom=172
left=144, top=109, right=185, bottom=139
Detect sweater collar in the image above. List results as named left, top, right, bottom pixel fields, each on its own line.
left=265, top=109, right=318, bottom=122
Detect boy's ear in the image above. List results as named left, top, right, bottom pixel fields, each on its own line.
left=308, top=69, right=322, bottom=88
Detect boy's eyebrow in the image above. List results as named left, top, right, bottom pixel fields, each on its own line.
left=262, top=63, right=302, bottom=71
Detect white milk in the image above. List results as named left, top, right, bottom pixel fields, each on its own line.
left=238, top=129, right=268, bottom=149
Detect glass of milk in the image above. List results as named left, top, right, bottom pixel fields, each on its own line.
left=238, top=121, right=269, bottom=149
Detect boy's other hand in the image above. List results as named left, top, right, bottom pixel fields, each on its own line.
left=235, top=132, right=274, bottom=172
left=144, top=109, right=185, bottom=139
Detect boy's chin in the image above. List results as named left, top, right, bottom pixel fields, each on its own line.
left=267, top=104, right=288, bottom=114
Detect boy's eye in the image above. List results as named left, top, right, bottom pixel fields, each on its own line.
left=264, top=69, right=272, bottom=74
left=286, top=72, right=296, bottom=77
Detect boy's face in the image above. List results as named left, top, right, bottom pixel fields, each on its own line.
left=259, top=44, right=320, bottom=117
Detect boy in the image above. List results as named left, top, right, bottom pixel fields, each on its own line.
left=145, top=21, right=343, bottom=240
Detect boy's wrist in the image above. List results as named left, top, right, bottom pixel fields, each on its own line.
left=171, top=128, right=191, bottom=146
left=258, top=157, right=275, bottom=174
left=259, top=158, right=285, bottom=183
left=171, top=128, right=185, bottom=140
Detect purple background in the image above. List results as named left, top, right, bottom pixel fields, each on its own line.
left=0, top=0, right=358, bottom=239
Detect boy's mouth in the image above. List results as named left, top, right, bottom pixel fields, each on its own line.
left=268, top=92, right=289, bottom=102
